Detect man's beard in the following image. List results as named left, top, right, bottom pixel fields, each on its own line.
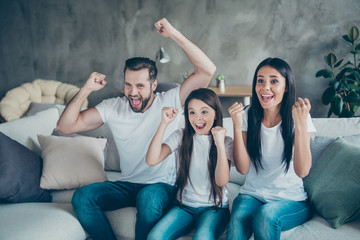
left=127, top=93, right=152, bottom=113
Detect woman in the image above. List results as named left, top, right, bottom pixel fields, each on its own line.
left=227, top=58, right=316, bottom=240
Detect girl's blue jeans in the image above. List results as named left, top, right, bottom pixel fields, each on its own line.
left=226, top=194, right=312, bottom=240
left=147, top=203, right=230, bottom=240
left=71, top=181, right=174, bottom=240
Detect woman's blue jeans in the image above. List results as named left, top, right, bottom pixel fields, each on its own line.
left=226, top=194, right=312, bottom=240
left=71, top=181, right=174, bottom=240
left=147, top=204, right=230, bottom=240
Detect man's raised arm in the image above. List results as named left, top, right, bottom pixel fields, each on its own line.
left=155, top=18, right=216, bottom=105
left=56, top=72, right=106, bottom=134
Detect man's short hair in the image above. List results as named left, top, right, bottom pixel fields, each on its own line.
left=124, top=57, right=157, bottom=83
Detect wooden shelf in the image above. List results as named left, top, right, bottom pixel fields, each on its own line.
left=208, top=85, right=252, bottom=97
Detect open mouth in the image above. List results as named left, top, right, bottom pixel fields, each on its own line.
left=195, top=123, right=206, bottom=130
left=130, top=97, right=142, bottom=108
left=261, top=94, right=274, bottom=103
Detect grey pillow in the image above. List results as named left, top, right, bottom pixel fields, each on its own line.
left=23, top=102, right=63, bottom=117
left=310, top=135, right=337, bottom=168
left=0, top=131, right=51, bottom=203
left=304, top=138, right=360, bottom=228
left=310, top=134, right=360, bottom=170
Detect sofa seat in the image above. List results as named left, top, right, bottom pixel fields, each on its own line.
left=0, top=203, right=86, bottom=240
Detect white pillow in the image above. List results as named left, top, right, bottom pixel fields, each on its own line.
left=0, top=107, right=60, bottom=156
left=38, top=135, right=108, bottom=190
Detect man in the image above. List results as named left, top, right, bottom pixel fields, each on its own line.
left=57, top=18, right=216, bottom=240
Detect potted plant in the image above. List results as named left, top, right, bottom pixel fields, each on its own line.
left=316, top=25, right=360, bottom=117
left=215, top=74, right=226, bottom=92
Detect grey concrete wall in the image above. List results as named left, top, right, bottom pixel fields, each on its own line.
left=1, top=0, right=359, bottom=117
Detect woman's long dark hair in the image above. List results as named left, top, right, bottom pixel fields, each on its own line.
left=247, top=58, right=296, bottom=173
left=176, top=88, right=224, bottom=207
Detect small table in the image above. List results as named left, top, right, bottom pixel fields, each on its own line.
left=208, top=85, right=252, bottom=105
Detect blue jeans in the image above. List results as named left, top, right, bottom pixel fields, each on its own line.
left=71, top=181, right=174, bottom=240
left=148, top=203, right=230, bottom=240
left=226, top=194, right=312, bottom=240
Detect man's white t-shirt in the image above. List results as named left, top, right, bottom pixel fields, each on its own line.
left=240, top=107, right=316, bottom=203
left=164, top=129, right=233, bottom=208
left=95, top=87, right=182, bottom=185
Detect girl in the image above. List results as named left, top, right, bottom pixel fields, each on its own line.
left=227, top=58, right=316, bottom=240
left=146, top=88, right=233, bottom=240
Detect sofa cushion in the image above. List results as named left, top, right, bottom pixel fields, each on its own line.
left=0, top=107, right=60, bottom=156
left=38, top=135, right=108, bottom=190
left=0, top=132, right=51, bottom=203
left=0, top=203, right=86, bottom=240
left=304, top=137, right=360, bottom=229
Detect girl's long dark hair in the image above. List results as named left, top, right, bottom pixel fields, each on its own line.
left=247, top=58, right=296, bottom=173
left=176, top=88, right=224, bottom=207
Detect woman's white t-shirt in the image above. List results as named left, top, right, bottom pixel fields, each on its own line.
left=164, top=129, right=233, bottom=208
left=240, top=108, right=316, bottom=203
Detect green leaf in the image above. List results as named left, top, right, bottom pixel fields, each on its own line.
left=331, top=95, right=343, bottom=116
left=341, top=82, right=349, bottom=91
left=336, top=69, right=346, bottom=81
left=340, top=61, right=353, bottom=69
left=348, top=26, right=359, bottom=42
left=351, top=50, right=360, bottom=54
left=348, top=83, right=359, bottom=91
left=316, top=69, right=333, bottom=78
left=330, top=80, right=341, bottom=90
left=322, top=87, right=336, bottom=105
left=347, top=91, right=360, bottom=103
left=343, top=34, right=351, bottom=43
left=355, top=43, right=360, bottom=51
left=344, top=76, right=356, bottom=81
left=326, top=53, right=337, bottom=67
left=334, top=59, right=344, bottom=68
left=340, top=108, right=354, bottom=117
left=327, top=107, right=333, bottom=118
left=353, top=71, right=360, bottom=81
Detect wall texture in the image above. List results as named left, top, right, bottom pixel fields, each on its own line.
left=1, top=0, right=359, bottom=117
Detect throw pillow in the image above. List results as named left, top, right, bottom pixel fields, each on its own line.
left=0, top=131, right=51, bottom=203
left=304, top=137, right=360, bottom=229
left=0, top=107, right=60, bottom=156
left=53, top=127, right=121, bottom=171
left=38, top=135, right=108, bottom=190
left=308, top=134, right=360, bottom=178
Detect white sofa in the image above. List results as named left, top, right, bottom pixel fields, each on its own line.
left=0, top=106, right=359, bottom=240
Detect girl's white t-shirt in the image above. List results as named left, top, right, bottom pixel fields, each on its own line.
left=164, top=129, right=233, bottom=208
left=240, top=108, right=316, bottom=203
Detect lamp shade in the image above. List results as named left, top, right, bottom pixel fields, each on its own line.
left=156, top=47, right=171, bottom=63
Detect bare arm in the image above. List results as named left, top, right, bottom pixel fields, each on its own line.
left=146, top=107, right=178, bottom=166
left=154, top=18, right=216, bottom=105
left=56, top=72, right=106, bottom=134
left=212, top=127, right=230, bottom=187
left=229, top=102, right=251, bottom=174
left=292, top=98, right=312, bottom=178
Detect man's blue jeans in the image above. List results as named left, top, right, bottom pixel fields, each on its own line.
left=226, top=194, right=312, bottom=240
left=71, top=181, right=174, bottom=240
left=147, top=203, right=230, bottom=240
